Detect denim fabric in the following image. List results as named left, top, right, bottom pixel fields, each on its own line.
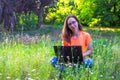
left=59, top=64, right=65, bottom=72
left=50, top=56, right=58, bottom=67
left=50, top=56, right=93, bottom=69
left=84, top=58, right=93, bottom=68
left=50, top=56, right=65, bottom=72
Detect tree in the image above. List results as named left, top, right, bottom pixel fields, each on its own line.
left=38, top=0, right=54, bottom=27
left=0, top=0, right=16, bottom=30
left=0, top=0, right=54, bottom=30
left=45, top=0, right=120, bottom=27
left=92, top=0, right=120, bottom=26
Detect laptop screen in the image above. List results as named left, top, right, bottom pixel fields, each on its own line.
left=53, top=46, right=83, bottom=63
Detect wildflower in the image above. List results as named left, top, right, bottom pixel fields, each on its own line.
left=89, top=70, right=93, bottom=74
left=25, top=77, right=33, bottom=80
left=111, top=76, right=114, bottom=79
left=15, top=78, right=20, bottom=80
left=36, top=77, right=39, bottom=80
left=0, top=73, right=2, bottom=76
left=32, top=69, right=36, bottom=73
left=6, top=76, right=11, bottom=80
left=100, top=74, right=103, bottom=77
left=103, top=45, right=106, bottom=47
left=27, top=78, right=33, bottom=80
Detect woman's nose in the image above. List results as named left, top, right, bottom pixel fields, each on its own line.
left=70, top=24, right=75, bottom=28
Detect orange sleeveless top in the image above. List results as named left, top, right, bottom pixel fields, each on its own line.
left=62, top=31, right=92, bottom=54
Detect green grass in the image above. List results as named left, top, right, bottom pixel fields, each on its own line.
left=0, top=26, right=120, bottom=80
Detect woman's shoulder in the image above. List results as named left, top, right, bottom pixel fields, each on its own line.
left=81, top=31, right=90, bottom=36
left=80, top=31, right=92, bottom=41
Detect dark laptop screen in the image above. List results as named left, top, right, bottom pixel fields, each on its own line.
left=54, top=46, right=83, bottom=63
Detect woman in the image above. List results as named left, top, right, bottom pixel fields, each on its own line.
left=50, top=15, right=93, bottom=68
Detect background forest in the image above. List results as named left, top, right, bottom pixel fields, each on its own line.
left=45, top=0, right=120, bottom=27
left=0, top=0, right=120, bottom=31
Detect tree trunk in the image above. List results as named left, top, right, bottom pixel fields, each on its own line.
left=3, top=5, right=16, bottom=30
left=38, top=0, right=54, bottom=28
left=0, top=1, right=3, bottom=23
left=38, top=5, right=44, bottom=28
left=0, top=0, right=54, bottom=30
left=0, top=0, right=15, bottom=30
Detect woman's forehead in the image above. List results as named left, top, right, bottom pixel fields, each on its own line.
left=68, top=17, right=76, bottom=22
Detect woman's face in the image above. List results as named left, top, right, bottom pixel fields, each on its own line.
left=67, top=17, right=79, bottom=33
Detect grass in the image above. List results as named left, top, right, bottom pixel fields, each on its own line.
left=0, top=25, right=120, bottom=80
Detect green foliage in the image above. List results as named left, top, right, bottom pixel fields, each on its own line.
left=0, top=30, right=119, bottom=79
left=45, top=0, right=96, bottom=26
left=16, top=13, right=38, bottom=31
left=75, top=0, right=96, bottom=25
left=88, top=18, right=101, bottom=27
left=92, top=0, right=120, bottom=26
left=44, top=0, right=120, bottom=27
left=0, top=35, right=55, bottom=80
left=45, top=0, right=74, bottom=25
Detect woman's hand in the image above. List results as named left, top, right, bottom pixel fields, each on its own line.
left=83, top=42, right=92, bottom=57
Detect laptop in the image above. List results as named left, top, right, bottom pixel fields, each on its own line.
left=53, top=46, right=83, bottom=63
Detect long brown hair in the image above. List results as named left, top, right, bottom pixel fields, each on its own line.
left=61, top=15, right=83, bottom=42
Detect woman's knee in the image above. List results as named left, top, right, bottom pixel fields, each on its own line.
left=84, top=58, right=93, bottom=68
left=50, top=56, right=58, bottom=67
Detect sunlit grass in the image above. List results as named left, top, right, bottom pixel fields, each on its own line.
left=89, top=27, right=120, bottom=32
left=0, top=26, right=119, bottom=79
left=0, top=35, right=56, bottom=80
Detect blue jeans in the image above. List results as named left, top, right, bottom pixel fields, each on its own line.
left=50, top=56, right=93, bottom=69
left=50, top=56, right=64, bottom=72
left=83, top=58, right=93, bottom=68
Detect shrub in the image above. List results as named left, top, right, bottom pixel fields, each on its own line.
left=16, top=13, right=38, bottom=31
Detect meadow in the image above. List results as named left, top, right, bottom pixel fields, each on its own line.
left=0, top=25, right=120, bottom=80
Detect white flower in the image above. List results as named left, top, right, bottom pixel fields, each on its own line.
left=100, top=75, right=103, bottom=77
left=32, top=69, right=36, bottom=72
left=0, top=73, right=2, bottom=76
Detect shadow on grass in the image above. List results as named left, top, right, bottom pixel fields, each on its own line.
left=85, top=27, right=120, bottom=40
left=0, top=26, right=119, bottom=41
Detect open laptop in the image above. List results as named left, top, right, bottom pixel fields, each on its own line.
left=53, top=46, right=83, bottom=63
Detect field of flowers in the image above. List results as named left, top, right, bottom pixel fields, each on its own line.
left=0, top=26, right=119, bottom=80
